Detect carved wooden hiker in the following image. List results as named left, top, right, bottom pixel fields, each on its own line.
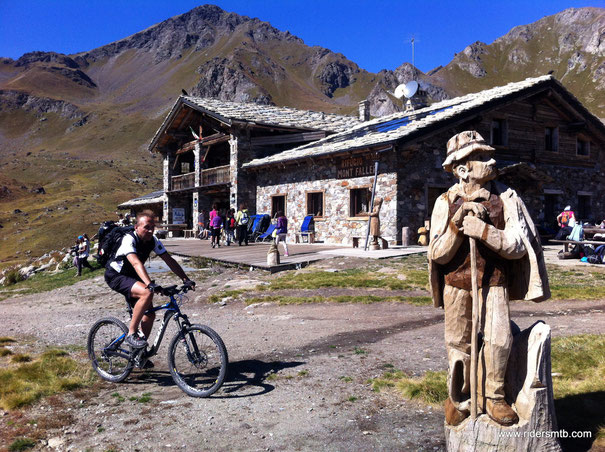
left=428, top=131, right=551, bottom=429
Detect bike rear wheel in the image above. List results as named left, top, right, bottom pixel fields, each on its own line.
left=168, top=324, right=228, bottom=397
left=87, top=317, right=133, bottom=383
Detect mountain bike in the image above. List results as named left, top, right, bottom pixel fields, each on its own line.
left=87, top=283, right=228, bottom=397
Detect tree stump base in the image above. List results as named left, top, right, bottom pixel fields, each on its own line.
left=445, top=322, right=562, bottom=451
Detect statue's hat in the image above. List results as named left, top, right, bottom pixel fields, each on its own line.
left=443, top=130, right=495, bottom=172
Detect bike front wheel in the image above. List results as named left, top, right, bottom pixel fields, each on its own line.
left=87, top=317, right=133, bottom=383
left=168, top=324, right=228, bottom=397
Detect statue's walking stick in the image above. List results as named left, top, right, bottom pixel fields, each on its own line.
left=469, top=234, right=479, bottom=421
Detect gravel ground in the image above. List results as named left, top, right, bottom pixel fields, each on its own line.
left=0, top=257, right=604, bottom=451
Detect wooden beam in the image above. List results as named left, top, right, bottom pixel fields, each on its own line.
left=200, top=132, right=229, bottom=146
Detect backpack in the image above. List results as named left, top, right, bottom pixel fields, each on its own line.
left=97, top=221, right=115, bottom=246
left=240, top=211, right=249, bottom=225
left=567, top=223, right=584, bottom=242
left=97, top=225, right=135, bottom=267
left=588, top=245, right=605, bottom=264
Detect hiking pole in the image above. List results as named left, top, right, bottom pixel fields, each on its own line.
left=364, top=161, right=380, bottom=251
left=469, top=229, right=479, bottom=421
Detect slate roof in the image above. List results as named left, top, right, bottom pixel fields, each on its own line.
left=149, top=96, right=361, bottom=152
left=243, top=75, right=603, bottom=169
left=118, top=190, right=164, bottom=208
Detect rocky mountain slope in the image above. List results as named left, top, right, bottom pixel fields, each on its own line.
left=0, top=5, right=603, bottom=266
left=430, top=7, right=605, bottom=116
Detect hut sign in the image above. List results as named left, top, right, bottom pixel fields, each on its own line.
left=337, top=156, right=374, bottom=179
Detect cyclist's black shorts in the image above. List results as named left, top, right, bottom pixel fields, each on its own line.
left=105, top=267, right=141, bottom=304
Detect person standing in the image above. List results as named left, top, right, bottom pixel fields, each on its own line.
left=210, top=210, right=223, bottom=248
left=235, top=203, right=249, bottom=246
left=274, top=211, right=289, bottom=257
left=225, top=208, right=236, bottom=246
left=197, top=210, right=208, bottom=240
left=428, top=131, right=549, bottom=426
left=76, top=234, right=93, bottom=276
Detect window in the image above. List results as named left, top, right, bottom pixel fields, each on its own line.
left=544, top=127, right=558, bottom=152
left=271, top=195, right=286, bottom=217
left=306, top=191, right=324, bottom=217
left=427, top=187, right=446, bottom=218
left=490, top=119, right=507, bottom=146
left=577, top=137, right=590, bottom=156
left=544, top=194, right=557, bottom=227
left=350, top=188, right=371, bottom=217
left=578, top=195, right=591, bottom=221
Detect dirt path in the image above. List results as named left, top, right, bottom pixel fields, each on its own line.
left=1, top=262, right=604, bottom=451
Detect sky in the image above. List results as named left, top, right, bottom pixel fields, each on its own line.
left=0, top=0, right=603, bottom=74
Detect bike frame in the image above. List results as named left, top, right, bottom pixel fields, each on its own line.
left=105, top=292, right=192, bottom=362
left=144, top=294, right=191, bottom=358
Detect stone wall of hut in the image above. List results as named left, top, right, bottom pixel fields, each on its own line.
left=254, top=152, right=398, bottom=245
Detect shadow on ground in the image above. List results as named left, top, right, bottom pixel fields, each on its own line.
left=122, top=359, right=306, bottom=399
left=555, top=390, right=605, bottom=451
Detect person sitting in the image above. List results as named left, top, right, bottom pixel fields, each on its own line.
left=555, top=206, right=576, bottom=240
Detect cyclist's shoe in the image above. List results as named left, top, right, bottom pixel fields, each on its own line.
left=125, top=334, right=147, bottom=349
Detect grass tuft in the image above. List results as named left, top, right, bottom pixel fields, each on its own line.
left=10, top=354, right=32, bottom=363
left=8, top=437, right=36, bottom=451
left=0, top=347, right=94, bottom=410
left=371, top=370, right=448, bottom=404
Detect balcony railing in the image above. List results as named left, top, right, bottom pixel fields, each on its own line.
left=170, top=165, right=230, bottom=191
left=202, top=165, right=230, bottom=186
left=171, top=172, right=195, bottom=191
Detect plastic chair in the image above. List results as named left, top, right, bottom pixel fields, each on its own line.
left=300, top=215, right=315, bottom=243
left=257, top=223, right=276, bottom=242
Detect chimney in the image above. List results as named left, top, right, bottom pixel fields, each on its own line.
left=358, top=100, right=370, bottom=121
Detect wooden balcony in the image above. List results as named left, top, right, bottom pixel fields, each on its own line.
left=170, top=165, right=230, bottom=191
left=171, top=172, right=195, bottom=191
left=202, top=165, right=230, bottom=186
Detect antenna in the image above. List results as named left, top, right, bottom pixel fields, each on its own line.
left=405, top=35, right=419, bottom=72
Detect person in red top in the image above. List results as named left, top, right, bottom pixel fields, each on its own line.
left=555, top=206, right=576, bottom=240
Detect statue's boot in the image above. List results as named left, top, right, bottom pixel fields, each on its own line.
left=486, top=399, right=519, bottom=426
left=444, top=397, right=470, bottom=426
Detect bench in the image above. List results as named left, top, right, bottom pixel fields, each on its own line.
left=158, top=224, right=188, bottom=237
left=295, top=232, right=315, bottom=244
left=550, top=239, right=605, bottom=253
left=352, top=236, right=389, bottom=249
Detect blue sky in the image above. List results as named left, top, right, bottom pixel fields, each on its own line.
left=0, top=1, right=602, bottom=73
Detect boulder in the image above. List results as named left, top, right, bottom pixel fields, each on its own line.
left=445, top=322, right=561, bottom=451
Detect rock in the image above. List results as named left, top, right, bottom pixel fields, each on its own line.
left=13, top=209, right=22, bottom=214
left=47, top=436, right=65, bottom=449
left=445, top=322, right=561, bottom=451
left=19, top=265, right=35, bottom=278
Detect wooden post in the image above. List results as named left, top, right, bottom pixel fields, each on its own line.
left=470, top=235, right=480, bottom=422
left=401, top=227, right=410, bottom=246
left=364, top=161, right=380, bottom=251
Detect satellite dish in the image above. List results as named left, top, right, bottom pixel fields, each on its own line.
left=394, top=84, right=407, bottom=99
left=403, top=80, right=419, bottom=99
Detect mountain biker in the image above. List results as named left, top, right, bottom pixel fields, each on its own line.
left=104, top=210, right=195, bottom=349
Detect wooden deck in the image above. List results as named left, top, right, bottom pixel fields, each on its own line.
left=162, top=238, right=341, bottom=273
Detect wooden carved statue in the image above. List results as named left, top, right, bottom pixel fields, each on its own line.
left=428, top=131, right=550, bottom=430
